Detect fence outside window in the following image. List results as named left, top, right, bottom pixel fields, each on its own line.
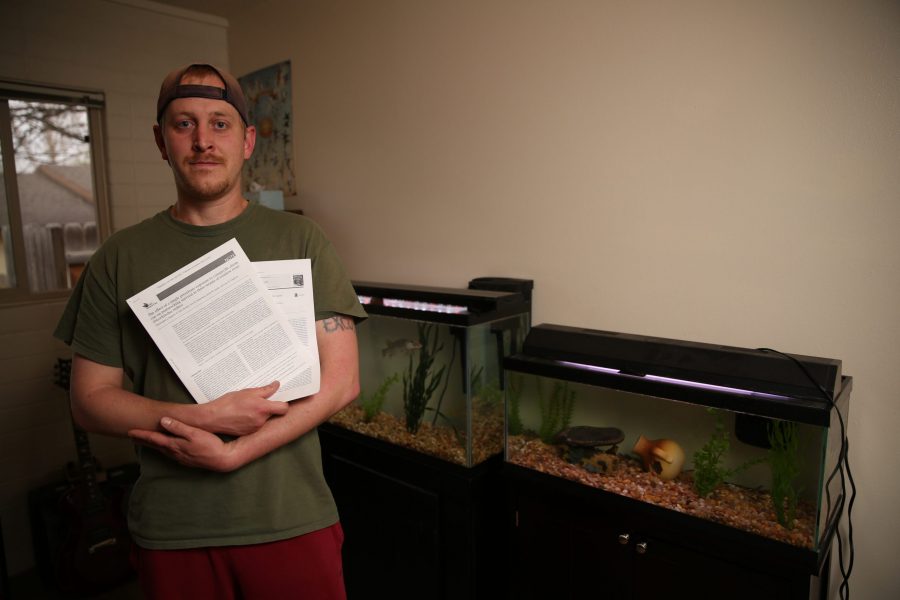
left=0, top=80, right=111, bottom=303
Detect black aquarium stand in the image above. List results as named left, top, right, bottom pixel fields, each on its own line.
left=505, top=464, right=831, bottom=600
left=319, top=423, right=505, bottom=600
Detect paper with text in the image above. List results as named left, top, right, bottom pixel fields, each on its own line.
left=253, top=258, right=320, bottom=397
left=126, top=238, right=319, bottom=404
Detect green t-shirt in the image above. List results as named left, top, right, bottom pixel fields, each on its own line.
left=54, top=201, right=366, bottom=549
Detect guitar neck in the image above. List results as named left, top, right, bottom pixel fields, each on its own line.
left=55, top=358, right=105, bottom=510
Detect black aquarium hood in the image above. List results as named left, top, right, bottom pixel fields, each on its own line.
left=352, top=280, right=531, bottom=326
left=505, top=324, right=848, bottom=426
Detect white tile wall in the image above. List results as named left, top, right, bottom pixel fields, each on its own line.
left=0, top=0, right=229, bottom=575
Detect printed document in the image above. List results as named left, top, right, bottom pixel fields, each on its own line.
left=253, top=258, right=319, bottom=397
left=126, top=238, right=319, bottom=404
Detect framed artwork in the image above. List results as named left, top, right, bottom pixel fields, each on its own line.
left=238, top=60, right=296, bottom=196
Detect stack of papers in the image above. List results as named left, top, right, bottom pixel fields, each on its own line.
left=126, top=238, right=319, bottom=404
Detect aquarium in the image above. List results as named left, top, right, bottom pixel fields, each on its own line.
left=504, top=324, right=851, bottom=553
left=330, top=280, right=531, bottom=467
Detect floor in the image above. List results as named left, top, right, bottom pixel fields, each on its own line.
left=7, top=569, right=142, bottom=600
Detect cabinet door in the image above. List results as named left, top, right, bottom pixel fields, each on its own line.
left=569, top=514, right=632, bottom=598
left=513, top=492, right=631, bottom=599
left=513, top=492, right=573, bottom=599
left=631, top=534, right=791, bottom=600
left=329, top=455, right=441, bottom=600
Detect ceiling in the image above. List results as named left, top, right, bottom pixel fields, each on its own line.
left=155, top=0, right=254, bottom=21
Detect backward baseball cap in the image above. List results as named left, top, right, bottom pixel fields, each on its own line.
left=156, top=64, right=250, bottom=126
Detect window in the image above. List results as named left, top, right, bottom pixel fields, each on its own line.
left=0, top=80, right=110, bottom=302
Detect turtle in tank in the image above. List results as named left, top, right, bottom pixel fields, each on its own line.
left=554, top=426, right=625, bottom=474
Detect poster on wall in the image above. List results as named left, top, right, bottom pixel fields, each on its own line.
left=238, top=60, right=296, bottom=197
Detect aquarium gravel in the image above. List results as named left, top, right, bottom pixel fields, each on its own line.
left=329, top=404, right=505, bottom=467
left=507, top=434, right=816, bottom=549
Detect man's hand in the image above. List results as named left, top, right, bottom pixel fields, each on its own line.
left=195, top=316, right=361, bottom=471
left=201, top=381, right=288, bottom=436
left=70, top=355, right=289, bottom=442
left=129, top=417, right=240, bottom=472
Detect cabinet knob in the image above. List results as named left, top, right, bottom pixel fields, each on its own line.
left=635, top=542, right=648, bottom=554
left=617, top=533, right=630, bottom=545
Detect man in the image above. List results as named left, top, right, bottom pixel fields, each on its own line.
left=54, top=64, right=365, bottom=599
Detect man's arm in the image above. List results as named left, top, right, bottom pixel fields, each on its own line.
left=70, top=358, right=289, bottom=438
left=127, top=315, right=360, bottom=472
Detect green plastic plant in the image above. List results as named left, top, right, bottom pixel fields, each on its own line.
left=402, top=322, right=446, bottom=434
left=692, top=408, right=762, bottom=497
left=537, top=379, right=576, bottom=443
left=430, top=330, right=458, bottom=426
left=470, top=365, right=503, bottom=410
left=478, top=384, right=503, bottom=407
left=768, top=419, right=802, bottom=529
left=359, top=373, right=400, bottom=423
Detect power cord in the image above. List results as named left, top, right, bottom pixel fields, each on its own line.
left=758, top=347, right=855, bottom=599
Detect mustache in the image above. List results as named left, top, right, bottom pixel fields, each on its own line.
left=187, top=155, right=225, bottom=164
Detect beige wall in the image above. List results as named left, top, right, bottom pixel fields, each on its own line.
left=0, top=0, right=228, bottom=574
left=227, top=1, right=900, bottom=597
left=1, top=0, right=897, bottom=594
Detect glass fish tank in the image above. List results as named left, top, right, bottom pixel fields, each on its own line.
left=329, top=279, right=531, bottom=467
left=504, top=324, right=851, bottom=555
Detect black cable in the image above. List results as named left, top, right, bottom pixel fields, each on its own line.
left=758, top=347, right=855, bottom=599
left=835, top=400, right=856, bottom=599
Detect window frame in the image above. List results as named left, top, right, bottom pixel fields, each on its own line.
left=0, top=78, right=112, bottom=305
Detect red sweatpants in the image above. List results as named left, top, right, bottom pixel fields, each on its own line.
left=132, top=522, right=346, bottom=600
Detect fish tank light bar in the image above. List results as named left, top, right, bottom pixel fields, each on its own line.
left=506, top=324, right=847, bottom=426
left=521, top=324, right=842, bottom=402
left=357, top=294, right=468, bottom=314
left=353, top=281, right=530, bottom=326
left=382, top=298, right=468, bottom=314
left=556, top=359, right=792, bottom=400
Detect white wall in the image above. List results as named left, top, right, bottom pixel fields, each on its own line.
left=227, top=1, right=900, bottom=597
left=0, top=0, right=228, bottom=575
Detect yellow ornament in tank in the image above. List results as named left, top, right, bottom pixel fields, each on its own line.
left=633, top=435, right=685, bottom=481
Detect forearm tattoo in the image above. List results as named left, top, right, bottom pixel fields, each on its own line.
left=322, top=315, right=355, bottom=333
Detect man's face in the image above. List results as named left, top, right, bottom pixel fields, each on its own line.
left=153, top=73, right=256, bottom=202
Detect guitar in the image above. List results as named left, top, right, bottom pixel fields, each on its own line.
left=53, top=358, right=134, bottom=595
left=1, top=517, right=8, bottom=600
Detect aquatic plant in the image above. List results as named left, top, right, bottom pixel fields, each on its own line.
left=768, top=419, right=802, bottom=529
left=506, top=373, right=525, bottom=436
left=359, top=373, right=400, bottom=423
left=477, top=382, right=503, bottom=408
left=692, top=408, right=762, bottom=497
left=470, top=365, right=503, bottom=410
left=403, top=322, right=446, bottom=434
left=470, top=365, right=484, bottom=387
left=537, top=379, right=576, bottom=443
left=429, top=330, right=458, bottom=426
